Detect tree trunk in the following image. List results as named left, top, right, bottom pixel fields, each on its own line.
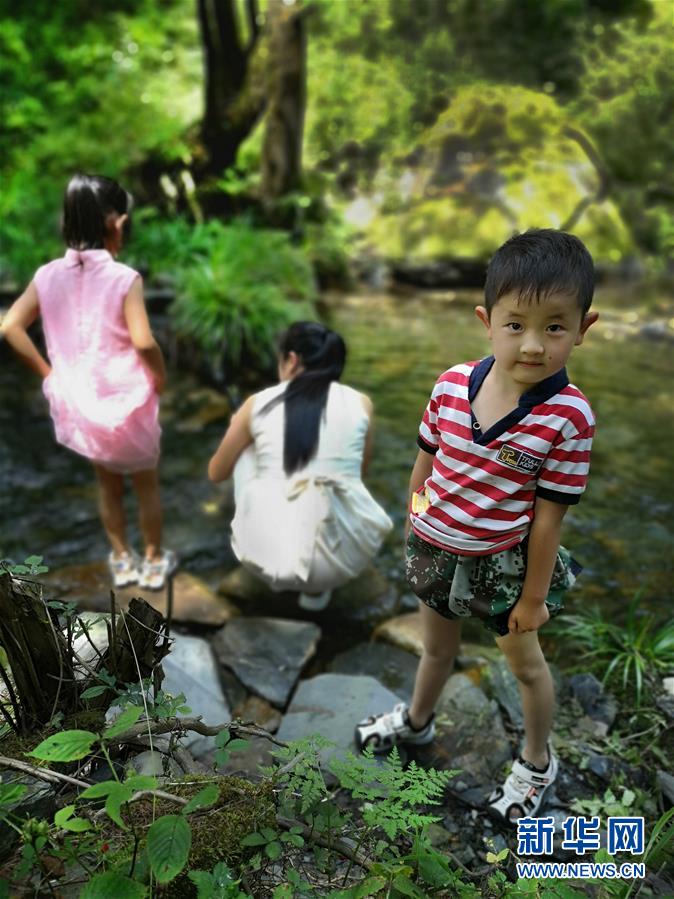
left=0, top=573, right=77, bottom=733
left=198, top=0, right=265, bottom=176
left=0, top=572, right=170, bottom=732
left=260, top=0, right=308, bottom=200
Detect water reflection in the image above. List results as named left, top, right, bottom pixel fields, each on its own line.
left=326, top=289, right=674, bottom=618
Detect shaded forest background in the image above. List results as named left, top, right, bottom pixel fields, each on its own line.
left=2, top=0, right=673, bottom=371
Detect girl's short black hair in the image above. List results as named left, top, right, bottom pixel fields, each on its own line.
left=262, top=321, right=347, bottom=476
left=62, top=174, right=132, bottom=249
left=484, top=228, right=595, bottom=317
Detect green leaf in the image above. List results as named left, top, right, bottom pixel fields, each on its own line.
left=327, top=877, right=387, bottom=899
left=240, top=832, right=267, bottom=847
left=123, top=775, right=158, bottom=793
left=391, top=873, right=426, bottom=897
left=225, top=739, right=249, bottom=753
left=54, top=804, right=90, bottom=831
left=622, top=788, right=636, bottom=807
left=79, top=870, right=147, bottom=898
left=265, top=840, right=282, bottom=860
left=147, top=814, right=192, bottom=883
left=103, top=705, right=143, bottom=739
left=104, top=784, right=134, bottom=830
left=79, top=780, right=120, bottom=800
left=215, top=729, right=232, bottom=748
left=80, top=685, right=110, bottom=700
left=28, top=729, right=97, bottom=762
left=0, top=784, right=27, bottom=806
left=214, top=749, right=230, bottom=767
left=182, top=784, right=220, bottom=815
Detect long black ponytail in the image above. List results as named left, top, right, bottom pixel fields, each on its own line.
left=263, top=321, right=347, bottom=476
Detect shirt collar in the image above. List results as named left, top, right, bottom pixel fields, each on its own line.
left=64, top=248, right=112, bottom=267
left=469, top=355, right=568, bottom=408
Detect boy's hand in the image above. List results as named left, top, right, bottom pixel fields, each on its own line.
left=508, top=598, right=550, bottom=634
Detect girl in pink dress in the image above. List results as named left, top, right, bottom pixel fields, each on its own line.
left=1, top=174, right=176, bottom=589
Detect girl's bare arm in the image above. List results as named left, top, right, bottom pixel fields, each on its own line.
left=0, top=282, right=51, bottom=379
left=123, top=278, right=166, bottom=393
left=208, top=396, right=255, bottom=482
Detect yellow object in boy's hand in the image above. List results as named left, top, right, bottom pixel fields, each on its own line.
left=411, top=489, right=430, bottom=514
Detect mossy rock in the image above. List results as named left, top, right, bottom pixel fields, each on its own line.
left=360, top=84, right=633, bottom=265
left=100, top=775, right=276, bottom=898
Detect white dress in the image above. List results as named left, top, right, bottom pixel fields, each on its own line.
left=231, top=381, right=393, bottom=592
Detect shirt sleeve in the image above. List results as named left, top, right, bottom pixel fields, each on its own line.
left=417, top=381, right=441, bottom=455
left=536, top=424, right=594, bottom=505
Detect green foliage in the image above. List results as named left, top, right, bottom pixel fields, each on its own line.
left=331, top=746, right=452, bottom=842
left=79, top=870, right=148, bottom=899
left=28, top=729, right=98, bottom=762
left=147, top=813, right=192, bottom=883
left=171, top=218, right=316, bottom=376
left=3, top=555, right=49, bottom=577
left=0, top=0, right=200, bottom=282
left=563, top=594, right=674, bottom=704
left=80, top=774, right=158, bottom=829
left=189, top=861, right=252, bottom=898
left=213, top=727, right=250, bottom=768
left=572, top=4, right=674, bottom=261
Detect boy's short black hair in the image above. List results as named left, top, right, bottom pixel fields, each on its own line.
left=484, top=228, right=595, bottom=317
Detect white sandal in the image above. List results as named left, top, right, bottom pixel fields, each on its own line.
left=488, top=748, right=558, bottom=823
left=355, top=703, right=435, bottom=754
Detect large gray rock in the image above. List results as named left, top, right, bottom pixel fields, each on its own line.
left=483, top=657, right=523, bottom=729
left=162, top=633, right=231, bottom=758
left=412, top=673, right=511, bottom=795
left=212, top=618, right=321, bottom=708
left=277, top=674, right=402, bottom=766
left=567, top=673, right=617, bottom=732
left=0, top=771, right=56, bottom=859
left=328, top=642, right=418, bottom=701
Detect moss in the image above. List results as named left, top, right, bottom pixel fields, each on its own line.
left=0, top=709, right=105, bottom=764
left=365, top=83, right=635, bottom=265
left=102, top=775, right=276, bottom=898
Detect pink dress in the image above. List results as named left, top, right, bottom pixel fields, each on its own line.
left=34, top=248, right=160, bottom=473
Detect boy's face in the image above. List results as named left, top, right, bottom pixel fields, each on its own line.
left=475, top=291, right=598, bottom=389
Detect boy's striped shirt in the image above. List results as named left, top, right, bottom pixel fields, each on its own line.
left=412, top=357, right=595, bottom=555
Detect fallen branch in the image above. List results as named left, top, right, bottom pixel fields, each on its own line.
left=277, top=814, right=372, bottom=872
left=113, top=717, right=289, bottom=748
left=0, top=754, right=93, bottom=789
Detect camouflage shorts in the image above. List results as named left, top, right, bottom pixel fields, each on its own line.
left=405, top=530, right=580, bottom=637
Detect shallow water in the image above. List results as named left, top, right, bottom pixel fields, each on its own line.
left=1, top=285, right=672, bottom=628
left=325, top=287, right=674, bottom=620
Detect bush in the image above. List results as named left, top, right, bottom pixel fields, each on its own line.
left=169, top=219, right=316, bottom=379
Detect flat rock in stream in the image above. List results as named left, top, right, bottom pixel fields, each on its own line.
left=328, top=642, right=418, bottom=700
left=162, top=633, right=231, bottom=758
left=276, top=674, right=402, bottom=766
left=374, top=611, right=424, bottom=655
left=566, top=673, right=617, bottom=732
left=47, top=562, right=239, bottom=627
left=411, top=673, right=511, bottom=800
left=212, top=617, right=321, bottom=708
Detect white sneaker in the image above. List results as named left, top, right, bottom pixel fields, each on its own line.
left=355, top=703, right=436, bottom=754
left=488, top=747, right=559, bottom=824
left=108, top=551, right=140, bottom=588
left=298, top=590, right=332, bottom=611
left=138, top=550, right=177, bottom=591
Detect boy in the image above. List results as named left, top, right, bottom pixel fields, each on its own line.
left=356, top=229, right=598, bottom=823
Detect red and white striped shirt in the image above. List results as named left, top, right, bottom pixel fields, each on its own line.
left=411, top=357, right=595, bottom=555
